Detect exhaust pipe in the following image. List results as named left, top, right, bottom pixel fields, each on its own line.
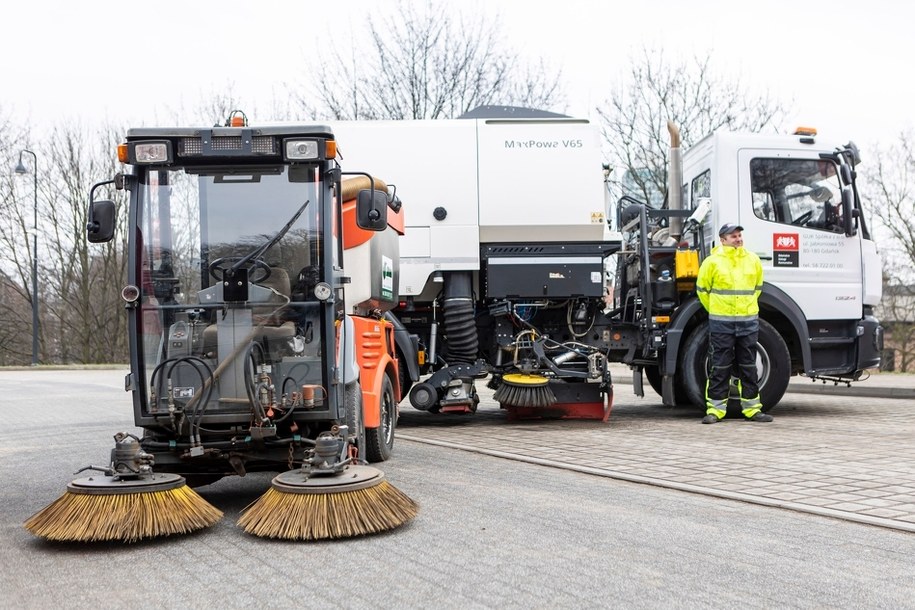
left=667, top=121, right=683, bottom=241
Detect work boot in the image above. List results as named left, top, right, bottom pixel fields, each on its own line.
left=701, top=414, right=720, bottom=424
left=746, top=412, right=773, bottom=422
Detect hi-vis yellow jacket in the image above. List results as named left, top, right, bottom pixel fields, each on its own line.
left=696, top=245, right=764, bottom=321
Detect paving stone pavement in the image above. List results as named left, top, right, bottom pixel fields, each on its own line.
left=397, top=367, right=915, bottom=533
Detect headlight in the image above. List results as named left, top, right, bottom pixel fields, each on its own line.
left=130, top=141, right=171, bottom=164
left=285, top=139, right=319, bottom=160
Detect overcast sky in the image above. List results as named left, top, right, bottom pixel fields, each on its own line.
left=2, top=0, right=911, bottom=151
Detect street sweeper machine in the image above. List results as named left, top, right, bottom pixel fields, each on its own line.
left=327, top=112, right=882, bottom=419
left=24, top=109, right=883, bottom=543
left=24, top=111, right=418, bottom=542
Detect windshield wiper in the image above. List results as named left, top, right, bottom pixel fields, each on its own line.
left=230, top=199, right=310, bottom=273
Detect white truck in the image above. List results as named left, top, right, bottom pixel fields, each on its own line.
left=329, top=113, right=883, bottom=415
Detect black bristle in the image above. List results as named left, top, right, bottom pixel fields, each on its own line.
left=493, top=380, right=556, bottom=408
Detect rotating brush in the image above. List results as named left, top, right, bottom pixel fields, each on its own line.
left=24, top=433, right=222, bottom=543
left=237, top=431, right=417, bottom=540
left=492, top=373, right=557, bottom=408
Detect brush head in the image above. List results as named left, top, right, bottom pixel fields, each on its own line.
left=238, top=465, right=418, bottom=540
left=24, top=473, right=223, bottom=542
left=493, top=374, right=557, bottom=408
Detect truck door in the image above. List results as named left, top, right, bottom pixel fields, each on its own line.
left=737, top=149, right=863, bottom=322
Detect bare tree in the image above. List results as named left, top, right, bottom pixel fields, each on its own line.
left=293, top=1, right=564, bottom=120
left=0, top=112, right=40, bottom=365
left=38, top=123, right=129, bottom=364
left=598, top=47, right=789, bottom=206
left=868, top=131, right=915, bottom=371
left=167, top=90, right=264, bottom=127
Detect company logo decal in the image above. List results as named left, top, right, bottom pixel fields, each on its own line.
left=773, top=233, right=799, bottom=267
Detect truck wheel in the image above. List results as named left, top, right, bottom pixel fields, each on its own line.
left=344, top=380, right=366, bottom=461
left=644, top=365, right=690, bottom=405
left=680, top=319, right=790, bottom=413
left=396, top=350, right=413, bottom=400
left=366, top=374, right=396, bottom=462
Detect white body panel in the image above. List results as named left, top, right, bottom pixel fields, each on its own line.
left=682, top=131, right=881, bottom=321
left=330, top=118, right=613, bottom=296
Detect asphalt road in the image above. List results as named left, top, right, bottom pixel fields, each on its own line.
left=1, top=369, right=914, bottom=609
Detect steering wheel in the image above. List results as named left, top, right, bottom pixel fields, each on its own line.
left=791, top=210, right=814, bottom=226
left=208, top=256, right=272, bottom=283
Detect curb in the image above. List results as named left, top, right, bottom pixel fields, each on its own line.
left=782, top=382, right=915, bottom=400
left=610, top=372, right=915, bottom=400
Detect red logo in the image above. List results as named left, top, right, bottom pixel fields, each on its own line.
left=773, top=233, right=799, bottom=251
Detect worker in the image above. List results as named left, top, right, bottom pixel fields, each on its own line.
left=696, top=223, right=773, bottom=423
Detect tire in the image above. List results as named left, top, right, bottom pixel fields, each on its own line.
left=366, top=374, right=396, bottom=463
left=679, top=318, right=790, bottom=413
left=643, top=365, right=690, bottom=405
left=644, top=365, right=663, bottom=396
left=344, top=380, right=366, bottom=462
left=396, top=351, right=413, bottom=400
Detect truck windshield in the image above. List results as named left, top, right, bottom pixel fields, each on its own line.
left=133, top=165, right=327, bottom=417
left=750, top=158, right=847, bottom=233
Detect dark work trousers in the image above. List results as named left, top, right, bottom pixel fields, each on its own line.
left=706, top=321, right=759, bottom=401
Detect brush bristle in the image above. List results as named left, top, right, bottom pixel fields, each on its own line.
left=24, top=485, right=223, bottom=543
left=493, top=381, right=557, bottom=408
left=238, top=479, right=418, bottom=540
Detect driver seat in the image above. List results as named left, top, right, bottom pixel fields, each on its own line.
left=200, top=266, right=296, bottom=360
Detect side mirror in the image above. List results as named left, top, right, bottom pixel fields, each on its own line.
left=356, top=189, right=388, bottom=231
left=839, top=164, right=853, bottom=184
left=840, top=187, right=857, bottom=237
left=87, top=200, right=116, bottom=243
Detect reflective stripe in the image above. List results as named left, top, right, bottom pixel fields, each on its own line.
left=705, top=388, right=727, bottom=419
left=741, top=394, right=763, bottom=418
left=706, top=405, right=727, bottom=419
left=708, top=314, right=759, bottom=322
left=707, top=288, right=757, bottom=296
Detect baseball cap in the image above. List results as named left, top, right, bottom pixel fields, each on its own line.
left=718, top=223, right=744, bottom=236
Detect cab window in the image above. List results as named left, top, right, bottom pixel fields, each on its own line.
left=750, top=158, right=843, bottom=232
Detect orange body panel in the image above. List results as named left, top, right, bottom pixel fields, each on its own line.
left=342, top=199, right=405, bottom=250
left=349, top=315, right=400, bottom=428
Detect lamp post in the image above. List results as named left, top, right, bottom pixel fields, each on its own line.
left=14, top=149, right=39, bottom=366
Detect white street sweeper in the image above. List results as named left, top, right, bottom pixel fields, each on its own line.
left=327, top=110, right=883, bottom=418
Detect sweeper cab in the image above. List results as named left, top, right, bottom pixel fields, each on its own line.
left=25, top=111, right=418, bottom=542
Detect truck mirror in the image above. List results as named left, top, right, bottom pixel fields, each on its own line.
left=356, top=189, right=388, bottom=231
left=87, top=200, right=116, bottom=243
left=840, top=187, right=857, bottom=237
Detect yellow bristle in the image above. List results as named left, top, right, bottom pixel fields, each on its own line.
left=24, top=485, right=223, bottom=543
left=238, top=479, right=418, bottom=540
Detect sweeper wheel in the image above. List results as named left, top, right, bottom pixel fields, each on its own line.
left=238, top=465, right=418, bottom=540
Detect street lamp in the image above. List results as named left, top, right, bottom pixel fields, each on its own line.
left=14, top=149, right=39, bottom=366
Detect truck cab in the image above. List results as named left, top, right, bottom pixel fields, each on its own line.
left=675, top=128, right=883, bottom=402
